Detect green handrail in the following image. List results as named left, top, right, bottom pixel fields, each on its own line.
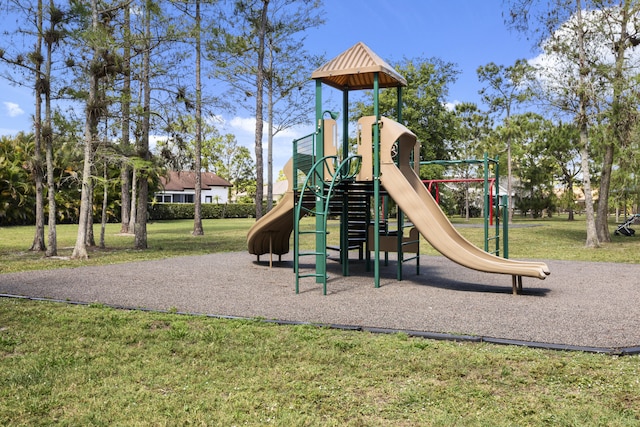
left=294, top=155, right=362, bottom=295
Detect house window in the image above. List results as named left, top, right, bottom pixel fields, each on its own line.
left=185, top=194, right=194, bottom=203
left=205, top=196, right=212, bottom=203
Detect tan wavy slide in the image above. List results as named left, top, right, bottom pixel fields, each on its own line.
left=247, top=158, right=295, bottom=259
left=375, top=116, right=550, bottom=280
left=248, top=119, right=339, bottom=260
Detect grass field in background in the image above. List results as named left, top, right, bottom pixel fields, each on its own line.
left=1, top=214, right=639, bottom=274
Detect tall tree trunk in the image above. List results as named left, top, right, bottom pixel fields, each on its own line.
left=576, top=0, right=599, bottom=248
left=120, top=3, right=132, bottom=234
left=30, top=0, right=46, bottom=252
left=100, top=159, right=108, bottom=248
left=253, top=0, right=269, bottom=220
left=506, top=115, right=514, bottom=224
left=129, top=166, right=137, bottom=231
left=134, top=172, right=148, bottom=249
left=565, top=176, right=575, bottom=221
left=72, top=0, right=100, bottom=259
left=86, top=174, right=96, bottom=247
left=596, top=1, right=634, bottom=243
left=193, top=0, right=204, bottom=236
left=72, top=75, right=98, bottom=259
left=44, top=0, right=57, bottom=256
left=597, top=142, right=614, bottom=241
left=266, top=46, right=273, bottom=213
left=135, top=0, right=151, bottom=250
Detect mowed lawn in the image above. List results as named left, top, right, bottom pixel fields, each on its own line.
left=1, top=216, right=640, bottom=425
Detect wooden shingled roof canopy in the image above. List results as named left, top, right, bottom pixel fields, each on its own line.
left=311, top=42, right=406, bottom=91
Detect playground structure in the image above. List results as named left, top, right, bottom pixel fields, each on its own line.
left=247, top=42, right=550, bottom=295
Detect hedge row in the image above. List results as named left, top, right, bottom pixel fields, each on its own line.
left=148, top=203, right=266, bottom=221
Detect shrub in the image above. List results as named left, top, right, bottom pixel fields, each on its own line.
left=148, top=203, right=265, bottom=220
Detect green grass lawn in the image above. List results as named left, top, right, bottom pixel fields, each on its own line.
left=0, top=218, right=254, bottom=274
left=1, top=299, right=639, bottom=426
left=1, top=216, right=640, bottom=425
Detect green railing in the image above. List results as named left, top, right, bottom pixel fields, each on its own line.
left=294, top=155, right=362, bottom=295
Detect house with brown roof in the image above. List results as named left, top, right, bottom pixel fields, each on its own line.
left=155, top=171, right=232, bottom=204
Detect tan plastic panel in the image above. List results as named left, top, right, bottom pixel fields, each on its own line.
left=247, top=159, right=295, bottom=256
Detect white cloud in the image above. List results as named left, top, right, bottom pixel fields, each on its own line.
left=229, top=116, right=257, bottom=134
left=444, top=100, right=460, bottom=111
left=530, top=7, right=640, bottom=103
left=219, top=114, right=315, bottom=178
left=3, top=101, right=24, bottom=117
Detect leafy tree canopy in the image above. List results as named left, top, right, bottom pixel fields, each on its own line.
left=350, top=56, right=460, bottom=164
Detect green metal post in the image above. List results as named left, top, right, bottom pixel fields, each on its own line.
left=497, top=157, right=508, bottom=258
left=493, top=156, right=500, bottom=257
left=396, top=87, right=404, bottom=281
left=314, top=80, right=325, bottom=286
left=293, top=138, right=298, bottom=278
left=483, top=152, right=489, bottom=253
left=373, top=73, right=381, bottom=288
left=341, top=90, right=350, bottom=275
left=502, top=194, right=509, bottom=258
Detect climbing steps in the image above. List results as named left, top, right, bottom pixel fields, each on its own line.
left=294, top=155, right=361, bottom=295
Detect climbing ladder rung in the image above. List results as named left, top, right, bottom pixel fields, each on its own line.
left=297, top=251, right=327, bottom=257
left=298, top=230, right=328, bottom=235
left=297, top=273, right=327, bottom=279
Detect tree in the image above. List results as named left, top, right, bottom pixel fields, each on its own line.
left=543, top=121, right=582, bottom=220
left=508, top=113, right=558, bottom=218
left=134, top=0, right=153, bottom=250
left=0, top=0, right=47, bottom=251
left=192, top=0, right=204, bottom=236
left=34, top=0, right=47, bottom=252
left=71, top=0, right=125, bottom=258
left=118, top=0, right=132, bottom=234
left=209, top=0, right=270, bottom=219
left=72, top=0, right=104, bottom=259
left=210, top=134, right=255, bottom=201
left=477, top=59, right=535, bottom=223
left=157, top=115, right=220, bottom=171
left=590, top=1, right=640, bottom=242
left=43, top=0, right=66, bottom=256
left=452, top=102, right=493, bottom=221
left=507, top=0, right=600, bottom=247
left=262, top=0, right=323, bottom=211
left=253, top=0, right=268, bottom=219
left=208, top=0, right=323, bottom=218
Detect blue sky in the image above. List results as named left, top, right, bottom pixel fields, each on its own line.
left=0, top=0, right=540, bottom=175
left=304, top=0, right=538, bottom=106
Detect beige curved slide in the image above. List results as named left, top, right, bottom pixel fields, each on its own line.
left=373, top=116, right=550, bottom=281
left=247, top=158, right=295, bottom=258
left=247, top=119, right=339, bottom=261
